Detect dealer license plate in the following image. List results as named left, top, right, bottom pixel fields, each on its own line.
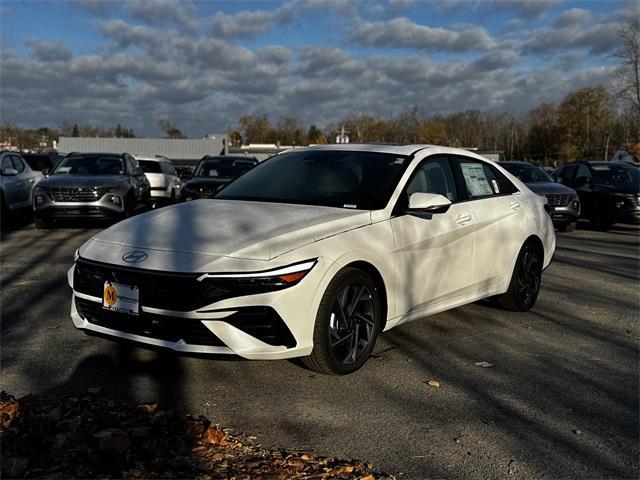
left=103, top=281, right=139, bottom=315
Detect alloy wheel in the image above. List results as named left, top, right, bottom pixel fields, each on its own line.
left=517, top=243, right=542, bottom=305
left=328, top=283, right=376, bottom=365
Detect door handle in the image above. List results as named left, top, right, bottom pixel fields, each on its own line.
left=456, top=213, right=472, bottom=225
left=28, top=178, right=35, bottom=183
left=509, top=201, right=521, bottom=211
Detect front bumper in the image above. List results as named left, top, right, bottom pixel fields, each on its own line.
left=35, top=203, right=124, bottom=219
left=67, top=258, right=323, bottom=359
left=34, top=195, right=125, bottom=219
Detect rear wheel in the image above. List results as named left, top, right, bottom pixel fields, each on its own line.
left=493, top=241, right=543, bottom=312
left=302, top=268, right=382, bottom=375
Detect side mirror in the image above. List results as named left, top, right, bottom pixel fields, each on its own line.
left=180, top=172, right=193, bottom=181
left=2, top=167, right=18, bottom=176
left=134, top=167, right=144, bottom=176
left=575, top=176, right=592, bottom=188
left=42, top=168, right=50, bottom=176
left=408, top=192, right=452, bottom=214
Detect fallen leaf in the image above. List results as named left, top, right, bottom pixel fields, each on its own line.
left=136, top=403, right=158, bottom=415
left=474, top=361, right=494, bottom=368
left=202, top=426, right=226, bottom=446
left=426, top=380, right=440, bottom=388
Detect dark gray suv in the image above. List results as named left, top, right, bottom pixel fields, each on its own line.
left=33, top=152, right=150, bottom=229
left=501, top=161, right=581, bottom=232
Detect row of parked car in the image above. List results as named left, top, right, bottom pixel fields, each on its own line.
left=0, top=150, right=259, bottom=229
left=499, top=160, right=639, bottom=232
left=1, top=149, right=638, bottom=232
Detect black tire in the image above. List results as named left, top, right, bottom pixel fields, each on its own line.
left=34, top=217, right=52, bottom=230
left=557, top=222, right=576, bottom=233
left=493, top=240, right=543, bottom=312
left=302, top=267, right=382, bottom=375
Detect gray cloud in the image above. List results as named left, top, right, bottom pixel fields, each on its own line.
left=347, top=17, right=495, bottom=52
left=485, top=0, right=563, bottom=20
left=124, top=0, right=199, bottom=32
left=210, top=2, right=297, bottom=39
left=26, top=39, right=73, bottom=62
left=522, top=14, right=620, bottom=55
left=0, top=7, right=619, bottom=136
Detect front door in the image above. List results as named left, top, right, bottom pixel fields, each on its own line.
left=390, top=156, right=475, bottom=316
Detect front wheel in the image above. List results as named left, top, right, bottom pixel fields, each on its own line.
left=302, top=268, right=382, bottom=375
left=493, top=241, right=543, bottom=312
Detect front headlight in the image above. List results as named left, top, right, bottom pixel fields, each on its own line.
left=197, top=259, right=317, bottom=289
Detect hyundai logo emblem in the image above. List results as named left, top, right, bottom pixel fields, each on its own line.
left=122, top=250, right=148, bottom=263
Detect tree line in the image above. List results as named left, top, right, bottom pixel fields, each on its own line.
left=229, top=84, right=637, bottom=164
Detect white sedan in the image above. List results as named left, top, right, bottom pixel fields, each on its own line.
left=68, top=144, right=555, bottom=374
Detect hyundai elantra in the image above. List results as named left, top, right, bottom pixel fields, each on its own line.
left=69, top=145, right=555, bottom=374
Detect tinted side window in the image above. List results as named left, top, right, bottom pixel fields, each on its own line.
left=400, top=157, right=457, bottom=209
left=575, top=165, right=591, bottom=181
left=11, top=156, right=25, bottom=172
left=491, top=165, right=519, bottom=194
left=1, top=156, right=12, bottom=171
left=559, top=165, right=577, bottom=185
left=457, top=159, right=501, bottom=199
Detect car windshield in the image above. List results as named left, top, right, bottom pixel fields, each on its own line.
left=216, top=150, right=411, bottom=210
left=52, top=154, right=125, bottom=175
left=501, top=163, right=552, bottom=183
left=194, top=158, right=256, bottom=179
left=138, top=160, right=162, bottom=173
left=592, top=164, right=640, bottom=190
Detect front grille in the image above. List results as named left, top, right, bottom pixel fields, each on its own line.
left=75, top=298, right=225, bottom=347
left=74, top=258, right=289, bottom=312
left=546, top=194, right=573, bottom=207
left=43, top=187, right=110, bottom=202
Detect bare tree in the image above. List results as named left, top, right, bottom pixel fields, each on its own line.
left=614, top=20, right=640, bottom=140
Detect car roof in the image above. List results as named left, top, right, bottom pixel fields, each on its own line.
left=280, top=143, right=437, bottom=156
left=135, top=156, right=168, bottom=162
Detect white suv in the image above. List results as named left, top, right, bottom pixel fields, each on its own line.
left=135, top=156, right=182, bottom=206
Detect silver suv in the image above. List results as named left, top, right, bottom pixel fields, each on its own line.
left=1, top=151, right=42, bottom=215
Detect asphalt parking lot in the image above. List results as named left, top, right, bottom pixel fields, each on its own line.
left=1, top=216, right=638, bottom=479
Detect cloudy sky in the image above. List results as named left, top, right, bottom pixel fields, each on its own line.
left=0, top=0, right=634, bottom=137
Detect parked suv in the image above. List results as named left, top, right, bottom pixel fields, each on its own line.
left=135, top=156, right=182, bottom=207
left=182, top=156, right=258, bottom=201
left=1, top=151, right=42, bottom=215
left=501, top=162, right=580, bottom=232
left=33, top=152, right=150, bottom=228
left=554, top=161, right=640, bottom=229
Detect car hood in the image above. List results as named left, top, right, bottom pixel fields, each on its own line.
left=85, top=199, right=371, bottom=263
left=37, top=175, right=126, bottom=188
left=525, top=181, right=576, bottom=195
left=184, top=178, right=229, bottom=189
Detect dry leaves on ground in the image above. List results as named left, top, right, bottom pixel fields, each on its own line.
left=0, top=391, right=389, bottom=479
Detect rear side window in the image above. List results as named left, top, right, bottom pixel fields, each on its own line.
left=160, top=161, right=176, bottom=175
left=138, top=160, right=162, bottom=173
left=458, top=159, right=498, bottom=198
left=11, top=156, right=25, bottom=173
left=454, top=157, right=518, bottom=199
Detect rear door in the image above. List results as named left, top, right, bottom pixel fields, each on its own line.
left=11, top=155, right=35, bottom=203
left=390, top=155, right=475, bottom=315
left=452, top=156, right=525, bottom=290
